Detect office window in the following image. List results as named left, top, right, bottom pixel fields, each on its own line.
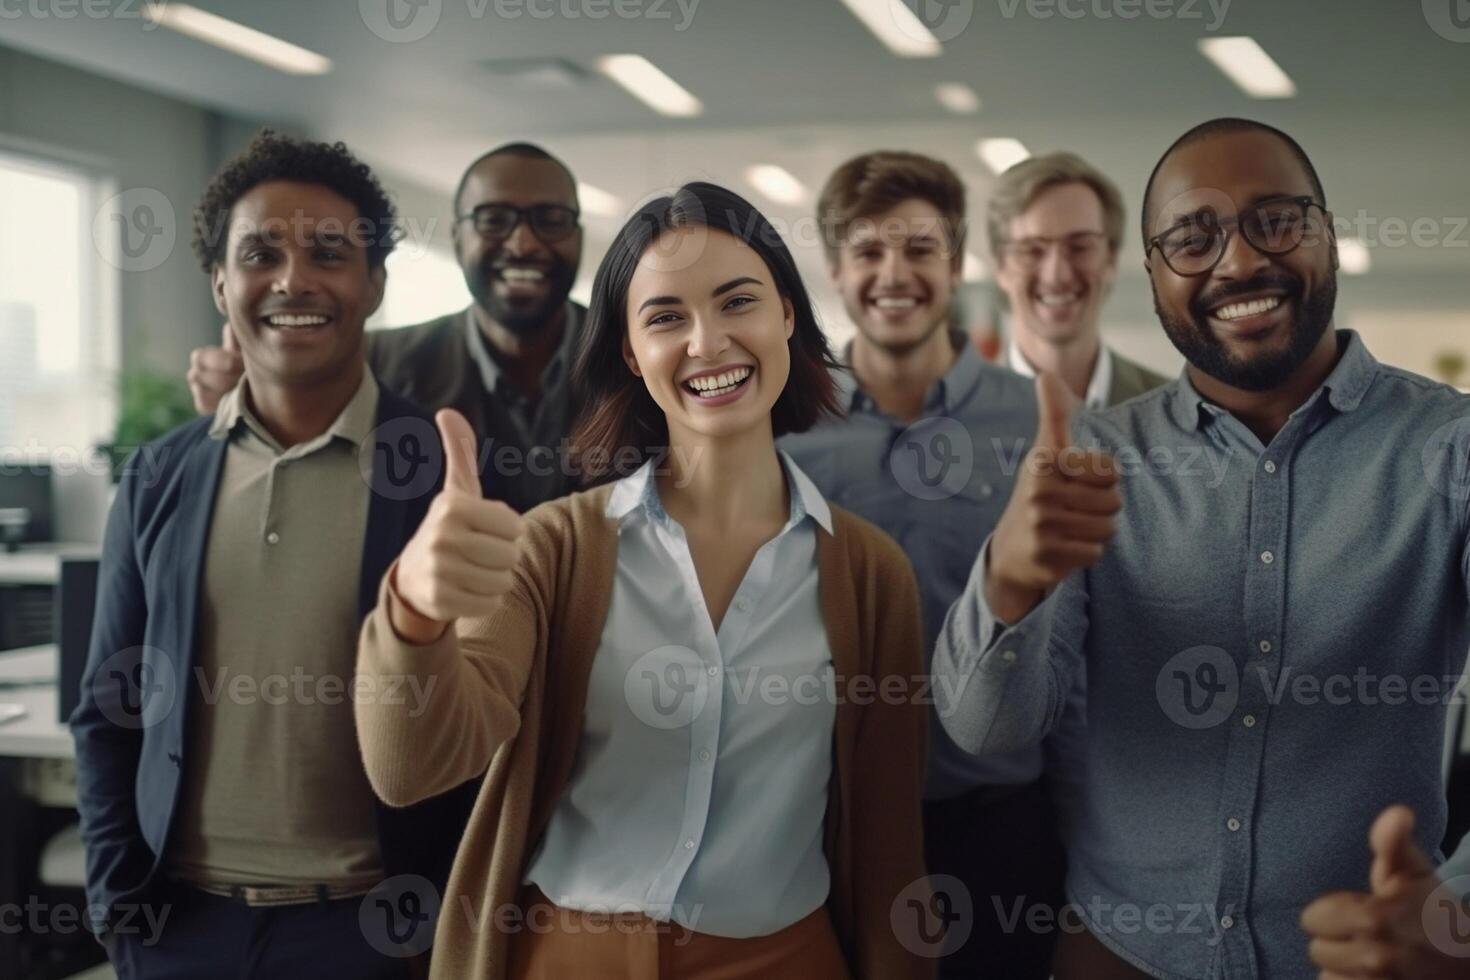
left=0, top=149, right=116, bottom=461
left=369, top=245, right=471, bottom=331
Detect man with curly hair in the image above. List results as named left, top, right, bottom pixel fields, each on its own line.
left=72, top=130, right=464, bottom=979
left=187, top=140, right=587, bottom=513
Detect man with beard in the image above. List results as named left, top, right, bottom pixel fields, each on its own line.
left=933, top=117, right=1470, bottom=979
left=188, top=142, right=585, bottom=510
left=780, top=151, right=1070, bottom=979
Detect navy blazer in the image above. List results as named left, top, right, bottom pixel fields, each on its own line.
left=69, top=382, right=475, bottom=935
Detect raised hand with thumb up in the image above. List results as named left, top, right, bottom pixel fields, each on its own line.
left=1301, top=805, right=1470, bottom=979
left=985, top=372, right=1121, bottom=624
left=388, top=409, right=526, bottom=644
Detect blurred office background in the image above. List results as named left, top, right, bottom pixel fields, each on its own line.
left=0, top=3, right=1467, bottom=975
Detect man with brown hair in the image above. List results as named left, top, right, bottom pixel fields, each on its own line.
left=781, top=150, right=1067, bottom=978
left=989, top=151, right=1169, bottom=408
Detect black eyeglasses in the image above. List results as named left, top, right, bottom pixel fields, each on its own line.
left=1146, top=196, right=1328, bottom=276
left=456, top=203, right=580, bottom=242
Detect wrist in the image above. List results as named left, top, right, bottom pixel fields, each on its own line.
left=387, top=564, right=449, bottom=645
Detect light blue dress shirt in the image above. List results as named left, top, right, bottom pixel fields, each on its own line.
left=523, top=451, right=836, bottom=938
left=934, top=332, right=1470, bottom=979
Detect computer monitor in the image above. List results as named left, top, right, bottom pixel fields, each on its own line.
left=0, top=464, right=53, bottom=547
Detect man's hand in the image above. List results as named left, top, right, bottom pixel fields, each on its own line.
left=1301, top=804, right=1470, bottom=978
left=186, top=323, right=244, bottom=415
left=985, top=372, right=1121, bottom=623
left=388, top=409, right=524, bottom=645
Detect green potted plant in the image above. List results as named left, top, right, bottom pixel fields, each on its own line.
left=95, top=371, right=198, bottom=483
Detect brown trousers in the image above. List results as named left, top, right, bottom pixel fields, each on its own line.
left=507, top=886, right=852, bottom=980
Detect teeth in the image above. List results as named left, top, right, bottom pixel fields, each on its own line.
left=873, top=297, right=918, bottom=309
left=500, top=268, right=545, bottom=282
left=1214, top=296, right=1283, bottom=321
left=686, top=366, right=752, bottom=395
left=266, top=314, right=329, bottom=328
left=1037, top=292, right=1081, bottom=307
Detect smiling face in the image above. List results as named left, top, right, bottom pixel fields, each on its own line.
left=831, top=197, right=960, bottom=356
left=211, top=179, right=384, bottom=390
left=1145, top=129, right=1338, bottom=392
left=622, top=225, right=794, bottom=446
left=994, top=180, right=1118, bottom=348
left=454, top=154, right=582, bottom=336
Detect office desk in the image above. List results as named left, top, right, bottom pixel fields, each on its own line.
left=0, top=546, right=101, bottom=588
left=0, top=646, right=70, bottom=759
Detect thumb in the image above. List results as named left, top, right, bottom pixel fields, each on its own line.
left=1369, top=804, right=1434, bottom=893
left=221, top=322, right=238, bottom=353
left=1034, top=371, right=1074, bottom=453
left=435, top=409, right=482, bottom=496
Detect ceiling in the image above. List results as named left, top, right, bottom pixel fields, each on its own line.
left=4, top=0, right=1469, bottom=348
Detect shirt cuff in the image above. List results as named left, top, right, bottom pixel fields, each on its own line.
left=965, top=536, right=1060, bottom=673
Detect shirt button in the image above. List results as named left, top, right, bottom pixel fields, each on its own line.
left=707, top=666, right=719, bottom=677
left=1263, top=461, right=1277, bottom=474
left=1260, top=551, right=1275, bottom=564
left=734, top=598, right=752, bottom=614
left=1259, top=640, right=1273, bottom=654
left=1221, top=915, right=1235, bottom=930
left=699, top=750, right=711, bottom=762
left=1000, top=650, right=1018, bottom=665
left=266, top=532, right=280, bottom=545
left=684, top=839, right=695, bottom=850
left=1227, top=817, right=1242, bottom=831
left=979, top=484, right=993, bottom=498
left=1243, top=715, right=1257, bottom=728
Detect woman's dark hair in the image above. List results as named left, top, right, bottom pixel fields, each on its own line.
left=570, top=181, right=841, bottom=481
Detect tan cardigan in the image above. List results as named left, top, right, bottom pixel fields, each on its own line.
left=356, top=484, right=933, bottom=980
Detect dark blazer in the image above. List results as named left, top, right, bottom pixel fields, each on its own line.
left=69, top=382, right=472, bottom=939
left=1106, top=348, right=1173, bottom=406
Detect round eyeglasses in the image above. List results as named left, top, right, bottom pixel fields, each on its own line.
left=456, top=203, right=580, bottom=243
left=1146, top=196, right=1328, bottom=277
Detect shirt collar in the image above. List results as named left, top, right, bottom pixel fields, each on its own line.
left=842, top=330, right=980, bottom=415
left=1008, top=338, right=1114, bottom=410
left=209, top=369, right=380, bottom=452
left=1166, top=329, right=1376, bottom=431
left=604, top=450, right=833, bottom=535
left=464, top=302, right=581, bottom=398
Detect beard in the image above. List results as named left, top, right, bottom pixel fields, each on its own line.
left=464, top=258, right=576, bottom=338
left=1154, top=267, right=1337, bottom=392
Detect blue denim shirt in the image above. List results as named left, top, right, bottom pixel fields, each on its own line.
left=934, top=331, right=1470, bottom=978
left=781, top=342, right=1058, bottom=800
